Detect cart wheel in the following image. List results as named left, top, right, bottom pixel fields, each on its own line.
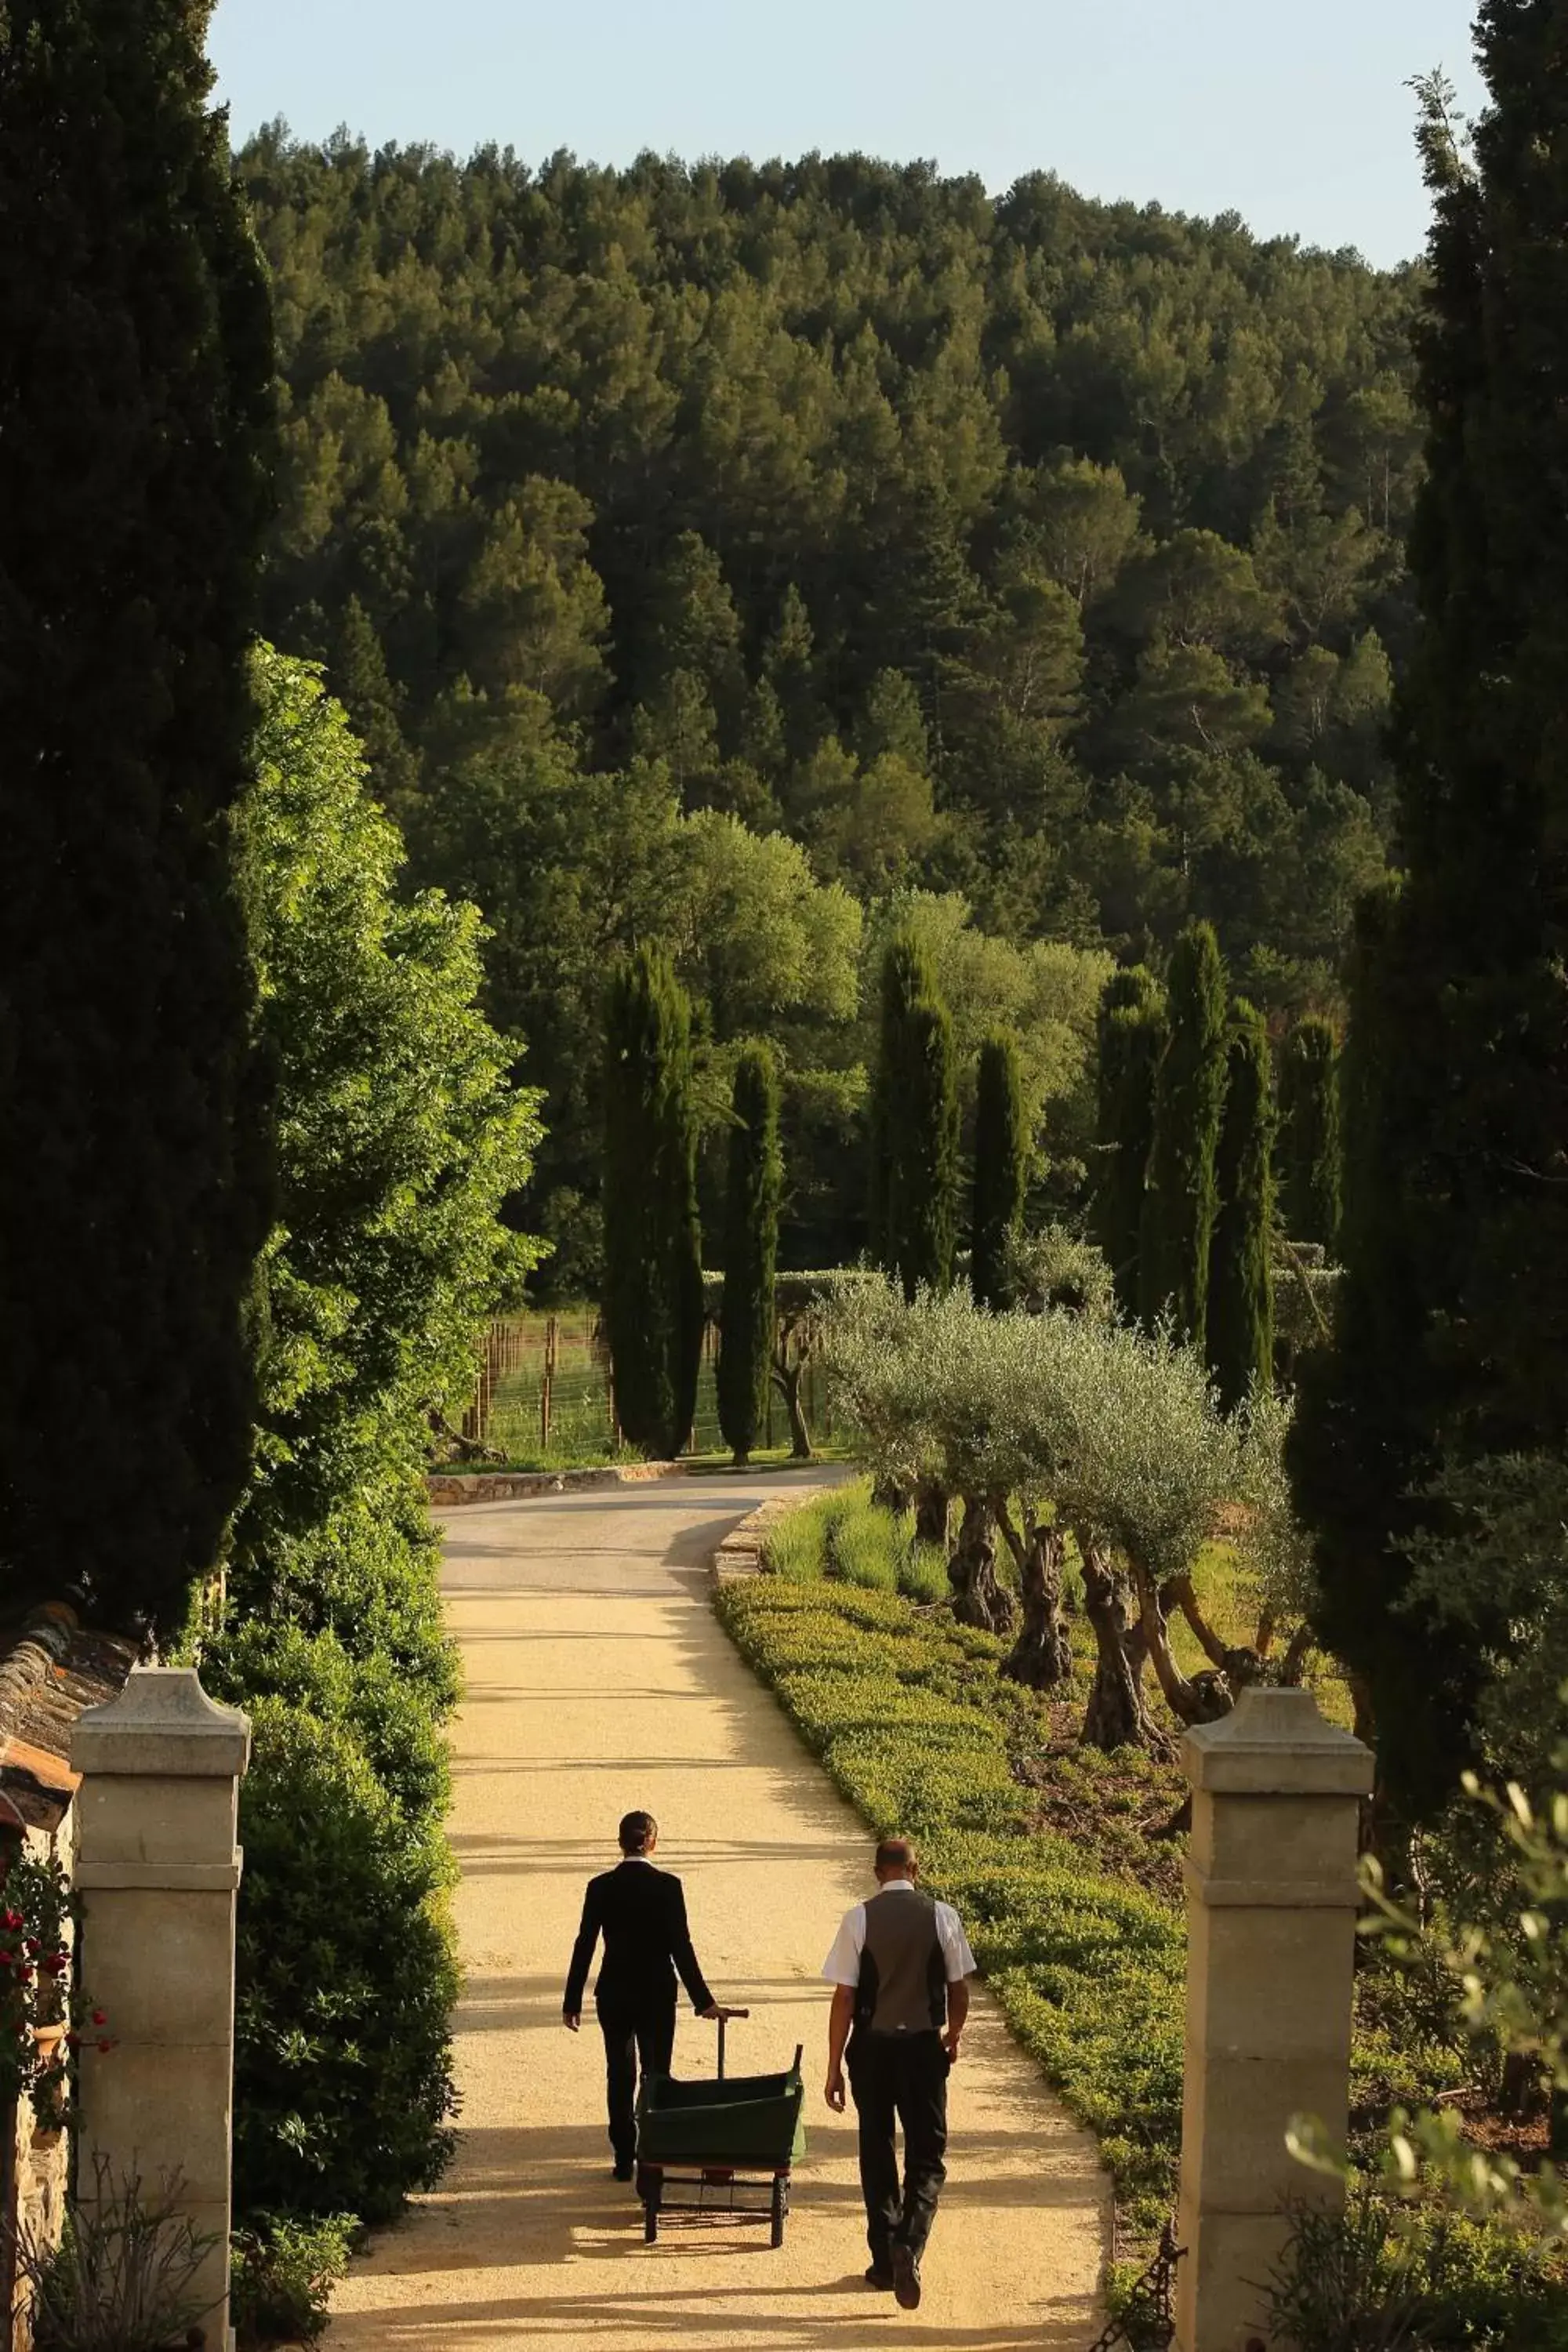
left=770, top=2176, right=786, bottom=2249
left=641, top=2169, right=661, bottom=2245
left=644, top=2196, right=659, bottom=2245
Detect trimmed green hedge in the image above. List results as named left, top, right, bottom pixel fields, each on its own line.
left=714, top=1574, right=1185, bottom=2232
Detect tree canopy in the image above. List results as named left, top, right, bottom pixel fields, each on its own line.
left=238, top=136, right=1419, bottom=1275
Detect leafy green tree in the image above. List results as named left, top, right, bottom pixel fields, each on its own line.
left=1290, top=31, right=1568, bottom=1827
left=717, top=1046, right=781, bottom=1465
left=870, top=935, right=959, bottom=1301
left=1094, top=968, right=1167, bottom=1320
left=1277, top=1016, right=1342, bottom=1250
left=971, top=1031, right=1028, bottom=1310
left=1142, top=923, right=1229, bottom=1345
left=199, top=648, right=540, bottom=2224
left=1208, top=1000, right=1276, bottom=1411
left=603, top=949, right=704, bottom=1454
left=0, top=0, right=274, bottom=1638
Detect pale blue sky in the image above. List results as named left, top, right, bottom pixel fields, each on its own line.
left=211, top=0, right=1484, bottom=267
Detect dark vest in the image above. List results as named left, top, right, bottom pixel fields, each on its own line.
left=855, top=1888, right=946, bottom=2036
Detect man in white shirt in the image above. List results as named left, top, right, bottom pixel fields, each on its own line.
left=822, top=1835, right=977, bottom=2310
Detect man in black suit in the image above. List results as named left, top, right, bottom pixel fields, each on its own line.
left=563, top=1809, right=719, bottom=2180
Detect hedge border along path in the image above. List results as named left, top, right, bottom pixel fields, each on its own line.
left=713, top=1570, right=1188, bottom=2253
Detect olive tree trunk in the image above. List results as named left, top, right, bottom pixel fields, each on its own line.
left=998, top=1508, right=1072, bottom=1690
left=769, top=1353, right=813, bottom=1461
left=948, top=1493, right=1016, bottom=1634
left=1079, top=1545, right=1163, bottom=1751
left=915, top=1479, right=952, bottom=1550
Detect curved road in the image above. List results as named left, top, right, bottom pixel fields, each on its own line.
left=328, top=1470, right=1109, bottom=2350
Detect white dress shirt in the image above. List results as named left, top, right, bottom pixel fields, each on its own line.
left=821, top=1879, right=977, bottom=1988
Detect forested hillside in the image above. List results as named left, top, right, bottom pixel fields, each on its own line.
left=240, top=133, right=1424, bottom=1283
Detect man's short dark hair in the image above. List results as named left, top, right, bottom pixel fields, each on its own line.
left=619, top=1809, right=657, bottom=1854
left=875, top=1835, right=916, bottom=1873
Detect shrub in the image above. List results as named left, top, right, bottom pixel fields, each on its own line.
left=763, top=1477, right=955, bottom=1606
left=18, top=2158, right=219, bottom=2352
left=231, top=2214, right=354, bottom=2348
left=764, top=1490, right=849, bottom=1581
left=827, top=1495, right=902, bottom=1592
left=1261, top=2190, right=1568, bottom=2352
left=233, top=1700, right=459, bottom=2226
left=201, top=1619, right=450, bottom=1833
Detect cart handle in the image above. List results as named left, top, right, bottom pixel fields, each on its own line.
left=710, top=2005, right=750, bottom=2079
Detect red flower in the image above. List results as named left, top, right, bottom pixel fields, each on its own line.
left=96, top=2038, right=112, bottom=2054
left=64, top=2032, right=80, bottom=2050
left=91, top=2010, right=106, bottom=2027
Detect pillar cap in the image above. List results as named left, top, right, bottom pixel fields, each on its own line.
left=71, top=1668, right=250, bottom=1780
left=1184, top=1685, right=1373, bottom=1797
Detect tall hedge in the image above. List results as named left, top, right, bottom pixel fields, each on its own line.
left=870, top=934, right=958, bottom=1301
left=1094, top=969, right=1166, bottom=1321
left=717, top=1044, right=781, bottom=1464
left=1290, top=22, right=1568, bottom=1824
left=971, top=1031, right=1027, bottom=1310
left=1140, top=924, right=1229, bottom=1346
left=1207, top=1000, right=1276, bottom=1412
left=0, top=0, right=275, bottom=1637
left=603, top=949, right=705, bottom=1454
left=1277, top=1017, right=1341, bottom=1251
left=199, top=651, right=540, bottom=2227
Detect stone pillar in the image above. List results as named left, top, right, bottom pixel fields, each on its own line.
left=1174, top=1685, right=1373, bottom=2352
left=70, top=1669, right=250, bottom=2352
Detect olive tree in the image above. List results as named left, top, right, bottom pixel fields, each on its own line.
left=821, top=1278, right=1315, bottom=1749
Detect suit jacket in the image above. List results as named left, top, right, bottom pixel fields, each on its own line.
left=564, top=1858, right=713, bottom=2018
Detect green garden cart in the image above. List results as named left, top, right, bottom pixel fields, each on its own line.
left=634, top=2005, right=806, bottom=2246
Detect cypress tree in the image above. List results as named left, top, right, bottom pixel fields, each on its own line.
left=1207, top=1000, right=1276, bottom=1412
left=971, top=1031, right=1027, bottom=1310
left=0, top=0, right=275, bottom=1636
left=1140, top=924, right=1229, bottom=1346
left=869, top=935, right=959, bottom=1301
left=1290, top=22, right=1568, bottom=1824
left=1094, top=968, right=1165, bottom=1319
left=717, top=1044, right=781, bottom=1465
left=602, top=950, right=704, bottom=1457
left=1276, top=1017, right=1342, bottom=1251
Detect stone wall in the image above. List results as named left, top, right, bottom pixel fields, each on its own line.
left=5, top=1823, right=70, bottom=2352
left=427, top=1459, right=693, bottom=1508
left=0, top=1606, right=136, bottom=2352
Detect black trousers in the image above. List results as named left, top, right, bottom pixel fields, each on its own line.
left=848, top=2030, right=949, bottom=2265
left=597, top=1997, right=675, bottom=2167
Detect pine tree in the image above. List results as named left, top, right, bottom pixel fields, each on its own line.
left=971, top=1031, right=1027, bottom=1310
left=1290, top=23, right=1568, bottom=1824
left=1276, top=1018, right=1342, bottom=1250
left=1094, top=967, right=1164, bottom=1318
left=331, top=597, right=420, bottom=813
left=602, top=950, right=704, bottom=1457
left=1208, top=1000, right=1276, bottom=1412
left=1140, top=924, right=1229, bottom=1345
left=717, top=1045, right=780, bottom=1465
left=870, top=934, right=959, bottom=1301
left=0, top=0, right=275, bottom=1636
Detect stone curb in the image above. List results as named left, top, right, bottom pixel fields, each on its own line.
left=710, top=1489, right=826, bottom=1587
left=427, top=1460, right=691, bottom=1508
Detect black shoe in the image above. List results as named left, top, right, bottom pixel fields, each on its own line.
left=612, top=2160, right=634, bottom=2182
left=891, top=2245, right=922, bottom=2310
left=864, top=2264, right=895, bottom=2290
